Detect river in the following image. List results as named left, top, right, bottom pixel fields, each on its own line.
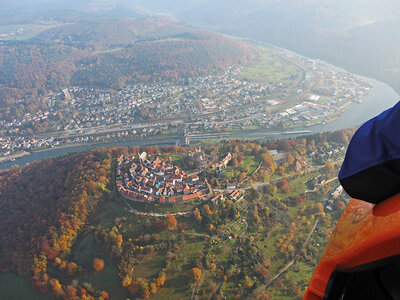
left=1, top=65, right=398, bottom=170
left=0, top=137, right=180, bottom=170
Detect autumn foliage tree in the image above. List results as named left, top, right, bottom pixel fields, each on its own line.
left=49, top=278, right=64, bottom=296
left=210, top=263, right=217, bottom=271
left=128, top=278, right=150, bottom=298
left=155, top=271, right=166, bottom=287
left=100, top=290, right=109, bottom=299
left=93, top=258, right=105, bottom=272
left=67, top=261, right=78, bottom=275
left=325, top=161, right=335, bottom=172
left=165, top=214, right=178, bottom=231
left=334, top=200, right=346, bottom=210
left=193, top=208, right=202, bottom=223
left=203, top=204, right=212, bottom=215
left=280, top=179, right=290, bottom=194
left=150, top=282, right=157, bottom=295
left=239, top=172, right=247, bottom=182
left=189, top=267, right=202, bottom=283
left=115, top=234, right=123, bottom=248
left=66, top=285, right=77, bottom=298
left=155, top=219, right=165, bottom=231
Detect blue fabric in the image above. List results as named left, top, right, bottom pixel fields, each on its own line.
left=339, top=101, right=400, bottom=180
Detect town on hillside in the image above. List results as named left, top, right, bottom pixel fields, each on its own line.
left=0, top=48, right=370, bottom=159
left=115, top=148, right=248, bottom=215
left=116, top=151, right=213, bottom=204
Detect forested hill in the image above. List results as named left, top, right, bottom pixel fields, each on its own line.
left=0, top=14, right=256, bottom=116
left=0, top=149, right=113, bottom=277
left=0, top=147, right=141, bottom=299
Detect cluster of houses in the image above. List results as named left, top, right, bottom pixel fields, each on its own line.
left=0, top=136, right=61, bottom=157
left=0, top=47, right=371, bottom=158
left=211, top=190, right=242, bottom=204
left=306, top=175, right=328, bottom=191
left=311, top=144, right=346, bottom=160
left=211, top=153, right=232, bottom=169
left=295, top=156, right=311, bottom=172
left=0, top=27, right=24, bottom=39
left=325, top=185, right=345, bottom=211
left=116, top=152, right=211, bottom=204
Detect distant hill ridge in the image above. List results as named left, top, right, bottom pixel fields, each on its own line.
left=0, top=11, right=257, bottom=119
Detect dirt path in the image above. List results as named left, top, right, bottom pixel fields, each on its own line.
left=265, top=216, right=320, bottom=290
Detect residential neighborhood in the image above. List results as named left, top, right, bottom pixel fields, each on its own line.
left=0, top=50, right=370, bottom=159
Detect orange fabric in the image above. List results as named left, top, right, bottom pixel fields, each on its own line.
left=303, top=290, right=322, bottom=300
left=305, top=193, right=400, bottom=299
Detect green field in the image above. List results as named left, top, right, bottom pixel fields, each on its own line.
left=237, top=50, right=303, bottom=86
left=271, top=172, right=319, bottom=201
left=152, top=239, right=205, bottom=300
left=123, top=197, right=204, bottom=214
left=0, top=273, right=56, bottom=300
left=152, top=38, right=186, bottom=43
left=134, top=251, right=169, bottom=279
left=95, top=47, right=124, bottom=54
left=224, top=155, right=260, bottom=180
left=268, top=260, right=314, bottom=299
left=71, top=232, right=127, bottom=298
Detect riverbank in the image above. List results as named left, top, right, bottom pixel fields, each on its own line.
left=0, top=135, right=183, bottom=170
left=0, top=151, right=30, bottom=163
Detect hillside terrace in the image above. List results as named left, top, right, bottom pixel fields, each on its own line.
left=116, top=153, right=211, bottom=204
